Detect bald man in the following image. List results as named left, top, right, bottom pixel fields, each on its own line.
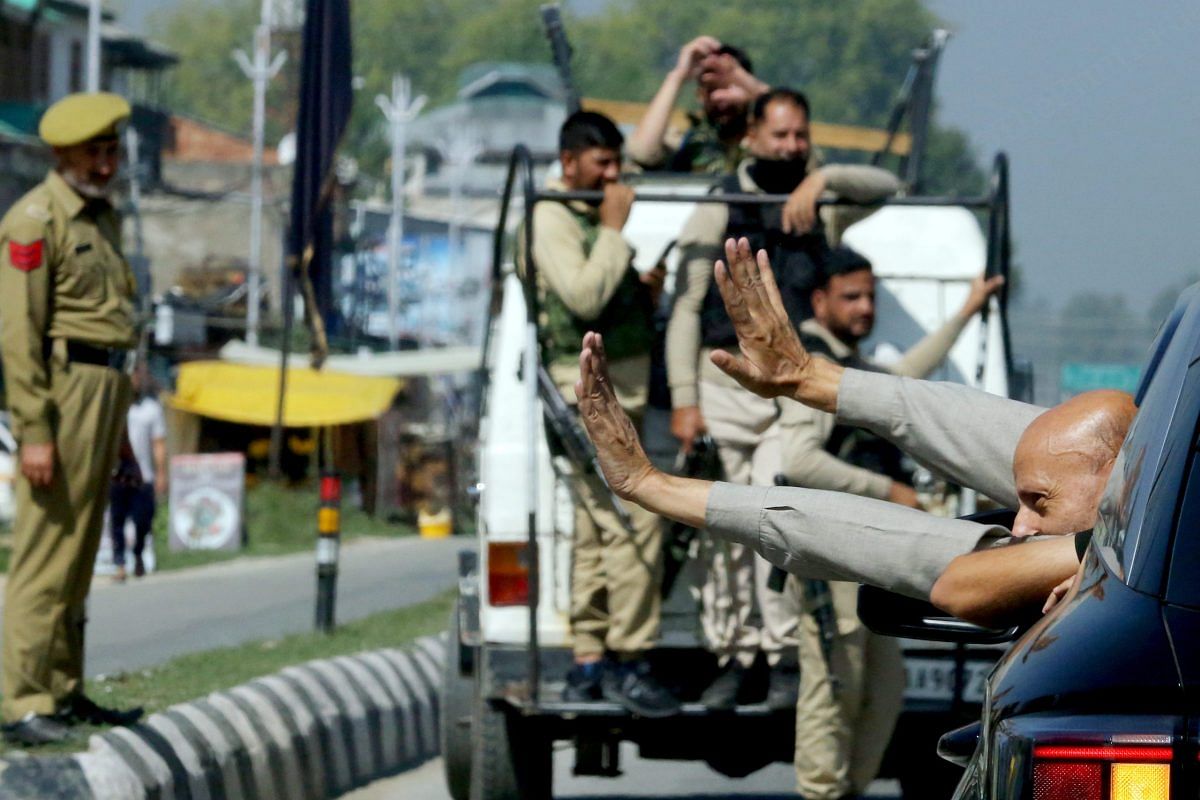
left=571, top=239, right=1137, bottom=616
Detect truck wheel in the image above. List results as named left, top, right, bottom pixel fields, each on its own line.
left=468, top=695, right=552, bottom=800
left=441, top=602, right=474, bottom=800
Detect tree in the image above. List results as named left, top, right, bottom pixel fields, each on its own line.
left=153, top=0, right=985, bottom=192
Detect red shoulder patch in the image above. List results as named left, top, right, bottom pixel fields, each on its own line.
left=8, top=240, right=44, bottom=272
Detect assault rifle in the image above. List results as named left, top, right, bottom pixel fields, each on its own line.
left=537, top=363, right=635, bottom=534
left=660, top=434, right=720, bottom=597
left=539, top=4, right=582, bottom=114
left=771, top=474, right=840, bottom=696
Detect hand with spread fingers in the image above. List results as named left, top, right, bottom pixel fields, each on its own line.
left=576, top=332, right=656, bottom=500
left=708, top=237, right=843, bottom=413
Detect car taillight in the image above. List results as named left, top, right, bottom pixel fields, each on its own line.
left=1033, top=744, right=1172, bottom=800
left=488, top=542, right=529, bottom=606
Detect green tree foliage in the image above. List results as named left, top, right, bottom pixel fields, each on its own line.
left=153, top=0, right=984, bottom=192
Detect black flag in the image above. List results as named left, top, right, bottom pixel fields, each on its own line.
left=288, top=0, right=352, bottom=359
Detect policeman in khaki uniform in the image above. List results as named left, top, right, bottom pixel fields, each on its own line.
left=782, top=247, right=1003, bottom=800
left=666, top=88, right=900, bottom=712
left=0, top=92, right=144, bottom=745
left=519, top=111, right=679, bottom=717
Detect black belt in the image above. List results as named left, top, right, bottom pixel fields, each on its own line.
left=64, top=340, right=127, bottom=371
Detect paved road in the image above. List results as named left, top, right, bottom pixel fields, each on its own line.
left=0, top=535, right=464, bottom=677
left=342, top=748, right=902, bottom=799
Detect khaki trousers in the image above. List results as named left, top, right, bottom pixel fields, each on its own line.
left=3, top=358, right=130, bottom=721
left=699, top=378, right=799, bottom=667
left=569, top=470, right=663, bottom=658
left=794, top=580, right=905, bottom=800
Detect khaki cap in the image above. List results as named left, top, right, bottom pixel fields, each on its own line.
left=38, top=92, right=131, bottom=147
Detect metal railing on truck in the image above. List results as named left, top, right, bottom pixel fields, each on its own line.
left=482, top=144, right=1014, bottom=711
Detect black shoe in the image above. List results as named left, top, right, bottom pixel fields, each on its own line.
left=601, top=658, right=680, bottom=718
left=56, top=695, right=144, bottom=727
left=133, top=555, right=145, bottom=577
left=562, top=662, right=603, bottom=702
left=700, top=660, right=749, bottom=711
left=765, top=662, right=800, bottom=711
left=2, top=713, right=72, bottom=746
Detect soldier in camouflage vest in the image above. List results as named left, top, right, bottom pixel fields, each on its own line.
left=626, top=37, right=767, bottom=175
left=518, top=111, right=680, bottom=718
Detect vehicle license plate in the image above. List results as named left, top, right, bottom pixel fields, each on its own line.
left=904, top=659, right=990, bottom=703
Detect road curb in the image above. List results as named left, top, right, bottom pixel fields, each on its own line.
left=0, top=635, right=445, bottom=800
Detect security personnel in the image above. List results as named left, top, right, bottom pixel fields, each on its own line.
left=519, top=111, right=678, bottom=717
left=666, top=88, right=899, bottom=711
left=782, top=246, right=1002, bottom=800
left=0, top=92, right=144, bottom=745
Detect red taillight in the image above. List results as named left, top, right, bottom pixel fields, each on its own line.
left=1033, top=744, right=1172, bottom=800
left=488, top=542, right=529, bottom=606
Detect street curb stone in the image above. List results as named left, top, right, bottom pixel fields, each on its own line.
left=0, top=635, right=446, bottom=799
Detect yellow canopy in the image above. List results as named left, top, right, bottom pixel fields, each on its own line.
left=168, top=361, right=401, bottom=427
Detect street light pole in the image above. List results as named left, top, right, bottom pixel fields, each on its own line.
left=375, top=75, right=426, bottom=350
left=86, top=0, right=101, bottom=91
left=234, top=0, right=287, bottom=348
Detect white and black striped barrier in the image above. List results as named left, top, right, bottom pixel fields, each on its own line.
left=0, top=636, right=445, bottom=800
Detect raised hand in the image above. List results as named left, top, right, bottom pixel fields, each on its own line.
left=709, top=237, right=842, bottom=412
left=576, top=332, right=656, bottom=500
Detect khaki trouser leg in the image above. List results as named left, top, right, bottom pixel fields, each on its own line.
left=794, top=582, right=905, bottom=800
left=3, top=362, right=130, bottom=722
left=756, top=558, right=801, bottom=667
left=569, top=471, right=662, bottom=657
left=701, top=379, right=790, bottom=668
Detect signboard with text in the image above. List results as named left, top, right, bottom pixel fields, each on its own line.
left=168, top=453, right=245, bottom=552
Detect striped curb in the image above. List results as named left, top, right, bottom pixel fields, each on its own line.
left=0, top=635, right=445, bottom=800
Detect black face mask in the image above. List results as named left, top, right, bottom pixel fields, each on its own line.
left=747, top=157, right=808, bottom=195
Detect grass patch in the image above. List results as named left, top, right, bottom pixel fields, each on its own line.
left=10, top=590, right=453, bottom=754
left=151, top=480, right=416, bottom=572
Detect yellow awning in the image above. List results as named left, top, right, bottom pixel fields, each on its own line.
left=168, top=361, right=401, bottom=427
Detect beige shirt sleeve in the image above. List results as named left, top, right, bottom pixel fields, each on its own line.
left=665, top=202, right=728, bottom=408
left=0, top=207, right=56, bottom=445
left=529, top=201, right=633, bottom=321
left=705, top=481, right=1010, bottom=600
left=778, top=397, right=894, bottom=499
left=818, top=164, right=901, bottom=245
left=890, top=314, right=968, bottom=378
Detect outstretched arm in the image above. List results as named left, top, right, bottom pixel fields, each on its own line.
left=929, top=535, right=1082, bottom=628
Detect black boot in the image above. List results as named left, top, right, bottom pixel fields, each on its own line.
left=56, top=695, right=144, bottom=727
left=2, top=713, right=72, bottom=746
left=765, top=661, right=800, bottom=711
left=601, top=657, right=680, bottom=718
left=562, top=661, right=603, bottom=702
left=700, top=660, right=749, bottom=711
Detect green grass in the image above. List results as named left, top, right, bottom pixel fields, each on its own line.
left=150, top=480, right=417, bottom=573
left=8, top=590, right=453, bottom=754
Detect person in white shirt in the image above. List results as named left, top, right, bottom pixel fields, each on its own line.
left=109, top=366, right=166, bottom=581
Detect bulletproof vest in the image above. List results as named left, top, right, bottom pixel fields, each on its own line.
left=800, top=331, right=913, bottom=485
left=536, top=203, right=653, bottom=367
left=699, top=174, right=828, bottom=348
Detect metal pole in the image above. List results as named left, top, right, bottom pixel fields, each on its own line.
left=439, top=129, right=481, bottom=346
left=315, top=469, right=341, bottom=632
left=235, top=2, right=287, bottom=348
left=86, top=0, right=101, bottom=92
left=375, top=75, right=426, bottom=350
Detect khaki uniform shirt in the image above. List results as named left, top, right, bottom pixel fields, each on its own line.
left=777, top=316, right=968, bottom=500
left=518, top=177, right=649, bottom=411
left=0, top=171, right=136, bottom=444
left=665, top=159, right=901, bottom=409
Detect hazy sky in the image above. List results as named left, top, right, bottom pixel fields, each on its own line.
left=120, top=1, right=1198, bottom=311
left=925, top=0, right=1200, bottom=312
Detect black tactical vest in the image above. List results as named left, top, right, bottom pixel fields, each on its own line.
left=800, top=331, right=913, bottom=485
left=699, top=174, right=829, bottom=348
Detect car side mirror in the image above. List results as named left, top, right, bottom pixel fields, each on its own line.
left=857, top=506, right=1022, bottom=645
left=858, top=585, right=1021, bottom=644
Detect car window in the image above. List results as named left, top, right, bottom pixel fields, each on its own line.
left=1092, top=305, right=1200, bottom=592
